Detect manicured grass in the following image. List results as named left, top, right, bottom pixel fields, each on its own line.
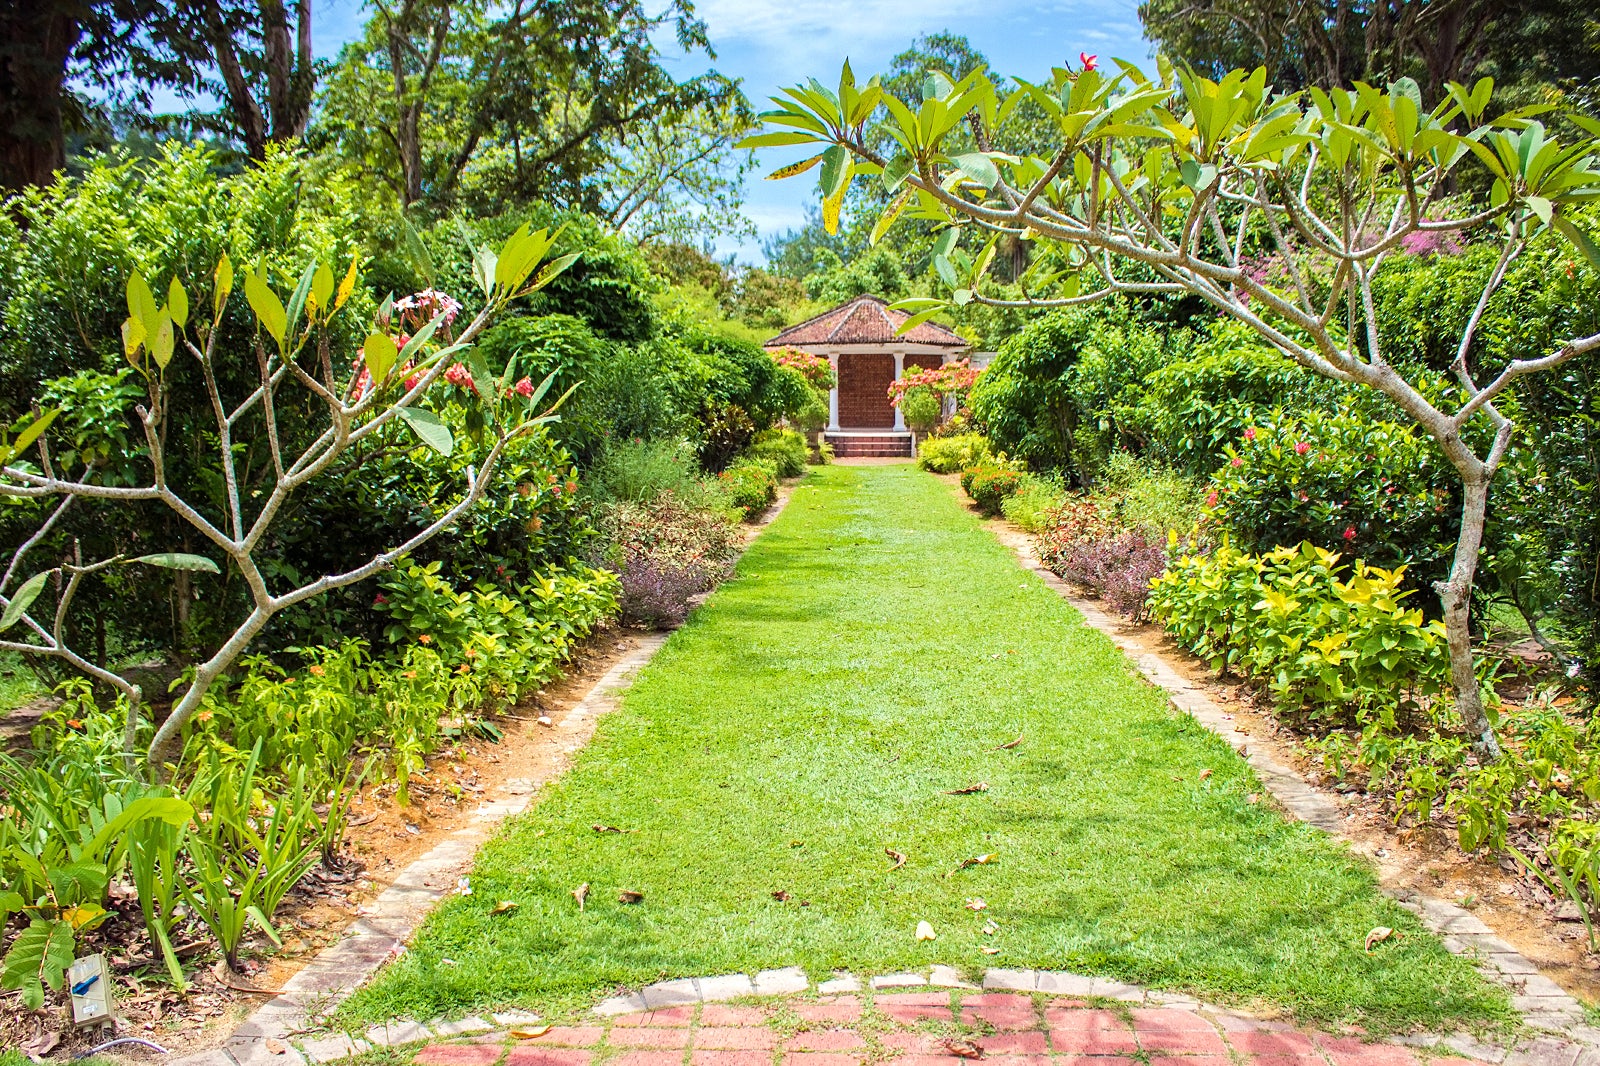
left=339, top=464, right=1508, bottom=1033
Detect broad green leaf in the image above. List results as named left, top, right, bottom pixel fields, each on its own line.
left=398, top=313, right=446, bottom=366
left=819, top=144, right=849, bottom=199
left=149, top=310, right=175, bottom=369
left=398, top=407, right=454, bottom=456
left=466, top=350, right=497, bottom=407
left=1554, top=215, right=1600, bottom=270
left=0, top=571, right=49, bottom=632
left=122, top=316, right=146, bottom=359
left=737, top=130, right=823, bottom=148
left=214, top=254, right=234, bottom=318
left=80, top=796, right=193, bottom=862
left=309, top=263, right=335, bottom=315
left=285, top=261, right=317, bottom=338
left=1526, top=195, right=1553, bottom=225
left=127, top=272, right=159, bottom=329
left=527, top=252, right=580, bottom=294
left=167, top=277, right=189, bottom=329
left=363, top=332, right=399, bottom=383
left=244, top=270, right=287, bottom=345
left=1, top=408, right=59, bottom=469
left=131, top=553, right=221, bottom=574
left=950, top=152, right=1000, bottom=189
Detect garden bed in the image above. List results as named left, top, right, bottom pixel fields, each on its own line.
left=0, top=625, right=647, bottom=1060
left=957, top=477, right=1600, bottom=1013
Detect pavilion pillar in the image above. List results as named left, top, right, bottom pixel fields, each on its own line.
left=892, top=352, right=906, bottom=431
left=827, top=353, right=840, bottom=431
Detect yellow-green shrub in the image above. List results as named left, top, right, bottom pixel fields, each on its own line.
left=1147, top=541, right=1452, bottom=715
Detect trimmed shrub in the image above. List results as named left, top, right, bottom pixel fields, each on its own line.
left=1000, top=473, right=1069, bottom=533
left=962, top=460, right=1026, bottom=517
left=718, top=456, right=779, bottom=517
left=917, top=433, right=991, bottom=474
left=747, top=428, right=809, bottom=478
left=1148, top=541, right=1453, bottom=716
left=1205, top=408, right=1456, bottom=589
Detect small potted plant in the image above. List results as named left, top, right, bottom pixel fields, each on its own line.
left=899, top=385, right=941, bottom=454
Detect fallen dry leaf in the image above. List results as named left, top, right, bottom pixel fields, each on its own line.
left=886, top=848, right=908, bottom=870
left=1364, top=927, right=1395, bottom=953
left=983, top=919, right=999, bottom=936
left=964, top=897, right=987, bottom=911
left=995, top=733, right=1023, bottom=750
left=572, top=882, right=590, bottom=912
left=772, top=890, right=790, bottom=902
left=1199, top=769, right=1213, bottom=781
left=21, top=1030, right=60, bottom=1058
left=945, top=782, right=990, bottom=795
left=915, top=920, right=937, bottom=941
left=265, top=1039, right=287, bottom=1055
left=1246, top=793, right=1260, bottom=804
left=510, top=1026, right=552, bottom=1039
left=618, top=889, right=645, bottom=904
left=941, top=1038, right=984, bottom=1059
left=537, top=716, right=553, bottom=726
left=490, top=901, right=519, bottom=916
left=980, top=945, right=1001, bottom=955
left=948, top=853, right=997, bottom=877
left=591, top=824, right=636, bottom=834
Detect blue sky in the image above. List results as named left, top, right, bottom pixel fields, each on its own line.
left=252, top=0, right=1153, bottom=263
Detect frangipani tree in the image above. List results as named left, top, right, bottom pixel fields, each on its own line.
left=0, top=224, right=580, bottom=775
left=744, top=59, right=1600, bottom=757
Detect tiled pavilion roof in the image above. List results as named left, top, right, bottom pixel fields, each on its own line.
left=764, top=295, right=967, bottom=348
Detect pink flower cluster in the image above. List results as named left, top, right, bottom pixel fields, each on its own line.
left=886, top=358, right=982, bottom=406
left=394, top=289, right=463, bottom=332
left=769, top=346, right=836, bottom=390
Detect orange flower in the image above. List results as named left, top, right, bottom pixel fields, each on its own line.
left=66, top=718, right=83, bottom=729
left=402, top=670, right=417, bottom=679
left=419, top=633, right=432, bottom=644
left=309, top=664, right=325, bottom=676
left=456, top=663, right=471, bottom=674
left=197, top=709, right=214, bottom=723
left=464, top=646, right=477, bottom=658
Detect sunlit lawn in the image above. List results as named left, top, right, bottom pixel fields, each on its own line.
left=339, top=463, right=1508, bottom=1034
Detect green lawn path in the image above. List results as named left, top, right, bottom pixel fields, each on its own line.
left=339, top=463, right=1509, bottom=1033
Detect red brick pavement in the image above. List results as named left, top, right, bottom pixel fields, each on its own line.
left=411, top=991, right=1488, bottom=1066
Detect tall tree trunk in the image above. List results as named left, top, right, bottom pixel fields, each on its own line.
left=0, top=2, right=82, bottom=192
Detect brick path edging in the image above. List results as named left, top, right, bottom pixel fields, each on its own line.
left=198, top=964, right=1596, bottom=1066
left=981, top=517, right=1596, bottom=1046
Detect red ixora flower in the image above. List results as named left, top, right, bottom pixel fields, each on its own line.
left=1230, top=456, right=1244, bottom=467
left=1205, top=491, right=1219, bottom=508
left=373, top=592, right=388, bottom=606
left=1080, top=52, right=1098, bottom=71
left=1294, top=441, right=1310, bottom=455
left=1342, top=526, right=1357, bottom=541
left=1243, top=427, right=1256, bottom=441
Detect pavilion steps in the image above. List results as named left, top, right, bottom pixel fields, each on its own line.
left=825, top=432, right=913, bottom=458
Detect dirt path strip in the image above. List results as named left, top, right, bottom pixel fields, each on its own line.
left=155, top=481, right=805, bottom=1066
left=971, top=493, right=1597, bottom=1059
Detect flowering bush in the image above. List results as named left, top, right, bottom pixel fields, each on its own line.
left=1147, top=540, right=1453, bottom=716
left=718, top=456, right=780, bottom=517
left=769, top=346, right=836, bottom=390
left=899, top=386, right=942, bottom=432
left=1205, top=408, right=1457, bottom=589
left=887, top=357, right=981, bottom=408
left=961, top=459, right=1026, bottom=517
left=592, top=497, right=742, bottom=627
